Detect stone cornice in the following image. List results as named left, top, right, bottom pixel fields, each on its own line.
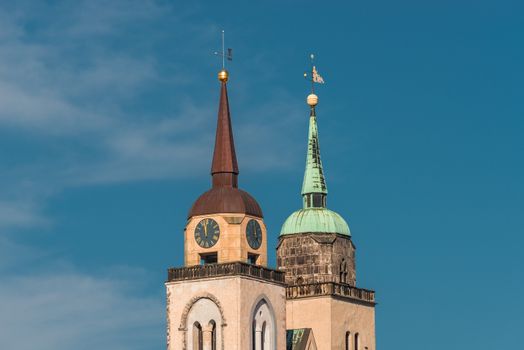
left=286, top=282, right=376, bottom=305
left=167, top=261, right=286, bottom=285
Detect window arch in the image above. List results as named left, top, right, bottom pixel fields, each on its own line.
left=185, top=298, right=223, bottom=350
left=354, top=332, right=359, bottom=350
left=251, top=299, right=276, bottom=350
left=345, top=331, right=351, bottom=350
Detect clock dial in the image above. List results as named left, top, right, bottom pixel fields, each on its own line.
left=194, top=218, right=220, bottom=248
left=246, top=219, right=263, bottom=250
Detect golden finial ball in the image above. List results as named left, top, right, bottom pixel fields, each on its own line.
left=218, top=69, right=229, bottom=82
left=307, top=93, right=318, bottom=106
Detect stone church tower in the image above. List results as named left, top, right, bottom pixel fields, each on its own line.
left=277, top=92, right=376, bottom=349
left=165, top=65, right=376, bottom=350
left=165, top=69, right=287, bottom=350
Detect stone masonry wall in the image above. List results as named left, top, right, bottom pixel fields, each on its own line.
left=276, top=233, right=356, bottom=287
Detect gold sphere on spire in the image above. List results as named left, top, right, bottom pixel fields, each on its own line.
left=218, top=69, right=229, bottom=82
left=307, top=93, right=318, bottom=106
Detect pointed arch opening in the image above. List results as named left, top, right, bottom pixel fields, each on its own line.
left=251, top=298, right=276, bottom=350
left=340, top=258, right=348, bottom=284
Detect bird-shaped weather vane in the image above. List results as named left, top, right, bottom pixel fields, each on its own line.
left=214, top=30, right=233, bottom=80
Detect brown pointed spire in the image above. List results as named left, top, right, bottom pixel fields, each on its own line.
left=211, top=79, right=239, bottom=188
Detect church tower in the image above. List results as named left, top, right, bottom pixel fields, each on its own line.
left=277, top=84, right=376, bottom=349
left=185, top=68, right=267, bottom=267
left=165, top=68, right=287, bottom=350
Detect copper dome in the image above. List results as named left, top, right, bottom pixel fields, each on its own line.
left=188, top=78, right=263, bottom=219
left=188, top=187, right=263, bottom=218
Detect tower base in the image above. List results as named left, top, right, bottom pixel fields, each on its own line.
left=166, top=262, right=286, bottom=350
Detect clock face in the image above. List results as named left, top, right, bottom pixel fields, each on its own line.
left=194, top=218, right=220, bottom=248
left=246, top=219, right=263, bottom=250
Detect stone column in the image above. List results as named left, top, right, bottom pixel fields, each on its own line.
left=202, top=325, right=213, bottom=350
left=255, top=328, right=262, bottom=350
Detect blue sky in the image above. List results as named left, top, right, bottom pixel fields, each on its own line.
left=0, top=1, right=522, bottom=349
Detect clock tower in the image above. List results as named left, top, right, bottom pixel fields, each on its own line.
left=184, top=70, right=267, bottom=266
left=165, top=69, right=286, bottom=350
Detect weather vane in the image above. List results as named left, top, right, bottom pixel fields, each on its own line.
left=214, top=30, right=233, bottom=70
left=304, top=54, right=325, bottom=108
left=304, top=54, right=325, bottom=93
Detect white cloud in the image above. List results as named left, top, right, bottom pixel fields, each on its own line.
left=0, top=200, right=48, bottom=230
left=0, top=0, right=309, bottom=227
left=0, top=2, right=308, bottom=349
left=0, top=270, right=163, bottom=350
left=0, top=232, right=163, bottom=350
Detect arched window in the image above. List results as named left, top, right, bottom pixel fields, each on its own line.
left=345, top=331, right=351, bottom=350
left=354, top=332, right=359, bottom=350
left=251, top=299, right=275, bottom=350
left=340, top=259, right=348, bottom=284
left=185, top=297, right=223, bottom=350
left=193, top=322, right=203, bottom=350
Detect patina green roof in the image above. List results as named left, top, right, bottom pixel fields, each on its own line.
left=301, top=108, right=327, bottom=195
left=280, top=105, right=350, bottom=237
left=280, top=208, right=350, bottom=236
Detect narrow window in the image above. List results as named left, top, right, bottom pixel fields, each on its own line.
left=248, top=253, right=259, bottom=265
left=340, top=259, right=348, bottom=283
left=209, top=320, right=217, bottom=350
left=354, top=333, right=359, bottom=350
left=261, top=321, right=267, bottom=350
left=312, top=194, right=323, bottom=207
left=200, top=253, right=217, bottom=265
left=345, top=331, right=351, bottom=350
left=252, top=300, right=274, bottom=350
left=340, top=259, right=344, bottom=282
left=193, top=322, right=203, bottom=350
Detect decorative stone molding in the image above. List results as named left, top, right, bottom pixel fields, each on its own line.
left=166, top=289, right=171, bottom=349
left=178, top=293, right=227, bottom=350
left=286, top=282, right=375, bottom=305
left=167, top=261, right=285, bottom=285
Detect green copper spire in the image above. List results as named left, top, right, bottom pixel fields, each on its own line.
left=280, top=91, right=350, bottom=237
left=301, top=107, right=328, bottom=208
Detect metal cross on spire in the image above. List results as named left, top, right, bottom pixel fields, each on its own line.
left=214, top=30, right=233, bottom=69
left=303, top=53, right=325, bottom=94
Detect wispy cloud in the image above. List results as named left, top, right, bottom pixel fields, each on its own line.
left=0, top=1, right=305, bottom=349
left=0, top=269, right=163, bottom=350
left=0, top=200, right=48, bottom=230
left=0, top=0, right=302, bottom=189
left=0, top=213, right=162, bottom=350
